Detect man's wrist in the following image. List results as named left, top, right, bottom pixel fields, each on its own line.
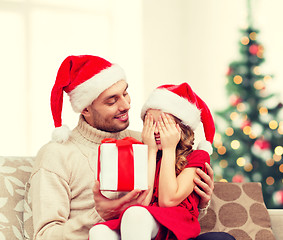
left=198, top=200, right=211, bottom=211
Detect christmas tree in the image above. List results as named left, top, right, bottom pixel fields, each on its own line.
left=211, top=2, right=283, bottom=209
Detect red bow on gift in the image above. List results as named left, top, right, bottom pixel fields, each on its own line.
left=101, top=137, right=143, bottom=146
left=98, top=137, right=144, bottom=191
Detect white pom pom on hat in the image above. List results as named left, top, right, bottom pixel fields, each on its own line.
left=51, top=125, right=71, bottom=144
left=141, top=83, right=215, bottom=155
left=50, top=55, right=126, bottom=143
left=197, top=140, right=213, bottom=155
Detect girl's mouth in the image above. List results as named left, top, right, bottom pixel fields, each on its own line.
left=155, top=135, right=161, bottom=145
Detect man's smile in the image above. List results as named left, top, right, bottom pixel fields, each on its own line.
left=115, top=112, right=129, bottom=122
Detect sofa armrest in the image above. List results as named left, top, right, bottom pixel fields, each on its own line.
left=268, top=209, right=283, bottom=240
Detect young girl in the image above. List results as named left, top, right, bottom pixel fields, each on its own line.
left=89, top=83, right=217, bottom=240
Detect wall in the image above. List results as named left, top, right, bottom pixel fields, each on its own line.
left=141, top=0, right=283, bottom=136
left=1, top=0, right=282, bottom=156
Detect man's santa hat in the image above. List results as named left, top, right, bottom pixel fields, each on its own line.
left=51, top=55, right=126, bottom=143
left=141, top=83, right=215, bottom=154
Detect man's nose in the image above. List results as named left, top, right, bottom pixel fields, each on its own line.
left=119, top=97, right=130, bottom=111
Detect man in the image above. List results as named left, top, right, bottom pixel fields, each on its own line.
left=30, top=55, right=230, bottom=240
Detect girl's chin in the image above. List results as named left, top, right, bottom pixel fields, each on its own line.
left=157, top=145, right=162, bottom=150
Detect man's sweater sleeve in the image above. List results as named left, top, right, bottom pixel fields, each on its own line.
left=30, top=168, right=104, bottom=240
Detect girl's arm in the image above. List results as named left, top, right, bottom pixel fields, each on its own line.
left=158, top=113, right=197, bottom=207
left=144, top=149, right=157, bottom=205
left=141, top=113, right=158, bottom=205
left=159, top=151, right=198, bottom=207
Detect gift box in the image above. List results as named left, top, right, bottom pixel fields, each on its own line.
left=97, top=137, right=148, bottom=191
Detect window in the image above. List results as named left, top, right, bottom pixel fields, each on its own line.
left=0, top=0, right=143, bottom=156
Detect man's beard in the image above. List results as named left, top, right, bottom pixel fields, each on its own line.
left=91, top=110, right=129, bottom=133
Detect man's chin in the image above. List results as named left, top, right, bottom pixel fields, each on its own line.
left=118, top=121, right=130, bottom=131
left=107, top=121, right=129, bottom=133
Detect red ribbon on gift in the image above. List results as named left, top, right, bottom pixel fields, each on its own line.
left=98, top=137, right=143, bottom=191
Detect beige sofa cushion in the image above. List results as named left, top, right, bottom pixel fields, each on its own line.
left=0, top=157, right=33, bottom=240
left=199, top=182, right=276, bottom=240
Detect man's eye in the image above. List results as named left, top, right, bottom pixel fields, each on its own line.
left=106, top=101, right=115, bottom=105
left=123, top=92, right=128, bottom=97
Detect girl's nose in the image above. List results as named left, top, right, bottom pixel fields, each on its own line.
left=154, top=126, right=159, bottom=134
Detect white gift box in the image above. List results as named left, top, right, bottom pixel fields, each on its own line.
left=97, top=138, right=148, bottom=191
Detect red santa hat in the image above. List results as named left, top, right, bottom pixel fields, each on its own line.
left=51, top=55, right=126, bottom=143
left=141, top=83, right=215, bottom=154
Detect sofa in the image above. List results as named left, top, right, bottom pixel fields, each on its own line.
left=0, top=156, right=282, bottom=240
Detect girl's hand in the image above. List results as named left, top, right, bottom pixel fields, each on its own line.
left=157, top=113, right=181, bottom=150
left=142, top=113, right=158, bottom=152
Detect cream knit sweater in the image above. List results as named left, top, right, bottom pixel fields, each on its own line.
left=30, top=116, right=141, bottom=240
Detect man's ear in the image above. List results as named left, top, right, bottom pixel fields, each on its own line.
left=81, top=107, right=90, bottom=117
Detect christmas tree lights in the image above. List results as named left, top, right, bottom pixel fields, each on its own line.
left=211, top=2, right=283, bottom=208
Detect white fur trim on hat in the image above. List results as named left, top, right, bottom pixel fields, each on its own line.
left=141, top=88, right=201, bottom=130
left=52, top=125, right=71, bottom=143
left=68, top=64, right=126, bottom=113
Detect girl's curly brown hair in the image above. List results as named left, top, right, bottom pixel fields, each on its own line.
left=173, top=117, right=195, bottom=175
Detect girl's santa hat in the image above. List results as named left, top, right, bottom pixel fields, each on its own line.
left=141, top=83, right=215, bottom=154
left=51, top=55, right=126, bottom=143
